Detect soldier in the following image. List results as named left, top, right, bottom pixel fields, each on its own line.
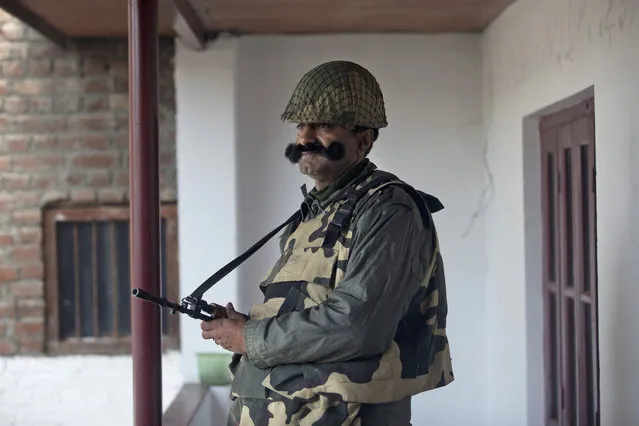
left=201, top=60, right=454, bottom=425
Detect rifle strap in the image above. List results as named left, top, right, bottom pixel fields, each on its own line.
left=188, top=206, right=304, bottom=300
left=188, top=173, right=393, bottom=300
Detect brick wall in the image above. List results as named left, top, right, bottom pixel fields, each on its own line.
left=0, top=11, right=177, bottom=355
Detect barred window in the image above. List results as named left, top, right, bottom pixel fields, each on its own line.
left=43, top=204, right=180, bottom=355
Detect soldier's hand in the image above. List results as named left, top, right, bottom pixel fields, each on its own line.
left=200, top=303, right=248, bottom=354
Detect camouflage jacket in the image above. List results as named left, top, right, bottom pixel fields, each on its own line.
left=229, top=160, right=454, bottom=404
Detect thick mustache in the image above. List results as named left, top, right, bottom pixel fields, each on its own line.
left=284, top=141, right=345, bottom=163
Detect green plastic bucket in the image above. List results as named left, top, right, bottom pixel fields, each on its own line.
left=196, top=352, right=233, bottom=386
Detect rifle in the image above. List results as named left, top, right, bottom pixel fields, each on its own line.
left=130, top=210, right=302, bottom=322
left=131, top=287, right=228, bottom=321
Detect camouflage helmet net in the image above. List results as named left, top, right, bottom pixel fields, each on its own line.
left=280, top=60, right=388, bottom=129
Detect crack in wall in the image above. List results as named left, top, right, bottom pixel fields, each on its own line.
left=462, top=124, right=495, bottom=239
left=463, top=40, right=495, bottom=240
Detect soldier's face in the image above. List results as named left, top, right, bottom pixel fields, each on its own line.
left=294, top=123, right=372, bottom=188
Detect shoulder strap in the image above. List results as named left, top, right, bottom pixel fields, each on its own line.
left=321, top=172, right=397, bottom=248
left=188, top=210, right=301, bottom=300
left=186, top=172, right=378, bottom=301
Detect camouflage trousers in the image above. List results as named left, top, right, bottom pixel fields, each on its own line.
left=226, top=393, right=411, bottom=426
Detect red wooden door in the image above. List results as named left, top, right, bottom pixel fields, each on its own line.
left=540, top=98, right=599, bottom=426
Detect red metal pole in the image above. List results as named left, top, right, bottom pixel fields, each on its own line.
left=128, top=0, right=162, bottom=425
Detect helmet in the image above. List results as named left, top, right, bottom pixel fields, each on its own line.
left=280, top=60, right=388, bottom=129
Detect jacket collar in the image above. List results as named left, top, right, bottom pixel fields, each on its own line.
left=299, top=159, right=377, bottom=219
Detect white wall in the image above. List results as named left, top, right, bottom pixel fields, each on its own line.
left=481, top=0, right=639, bottom=425
left=175, top=38, right=240, bottom=382
left=176, top=34, right=488, bottom=424
left=0, top=351, right=182, bottom=425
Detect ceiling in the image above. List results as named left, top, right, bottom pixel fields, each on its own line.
left=187, top=0, right=516, bottom=34
left=4, top=0, right=516, bottom=44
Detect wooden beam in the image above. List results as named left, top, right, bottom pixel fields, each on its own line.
left=0, top=0, right=69, bottom=48
left=169, top=0, right=207, bottom=50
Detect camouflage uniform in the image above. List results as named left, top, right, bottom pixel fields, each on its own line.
left=227, top=61, right=453, bottom=425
